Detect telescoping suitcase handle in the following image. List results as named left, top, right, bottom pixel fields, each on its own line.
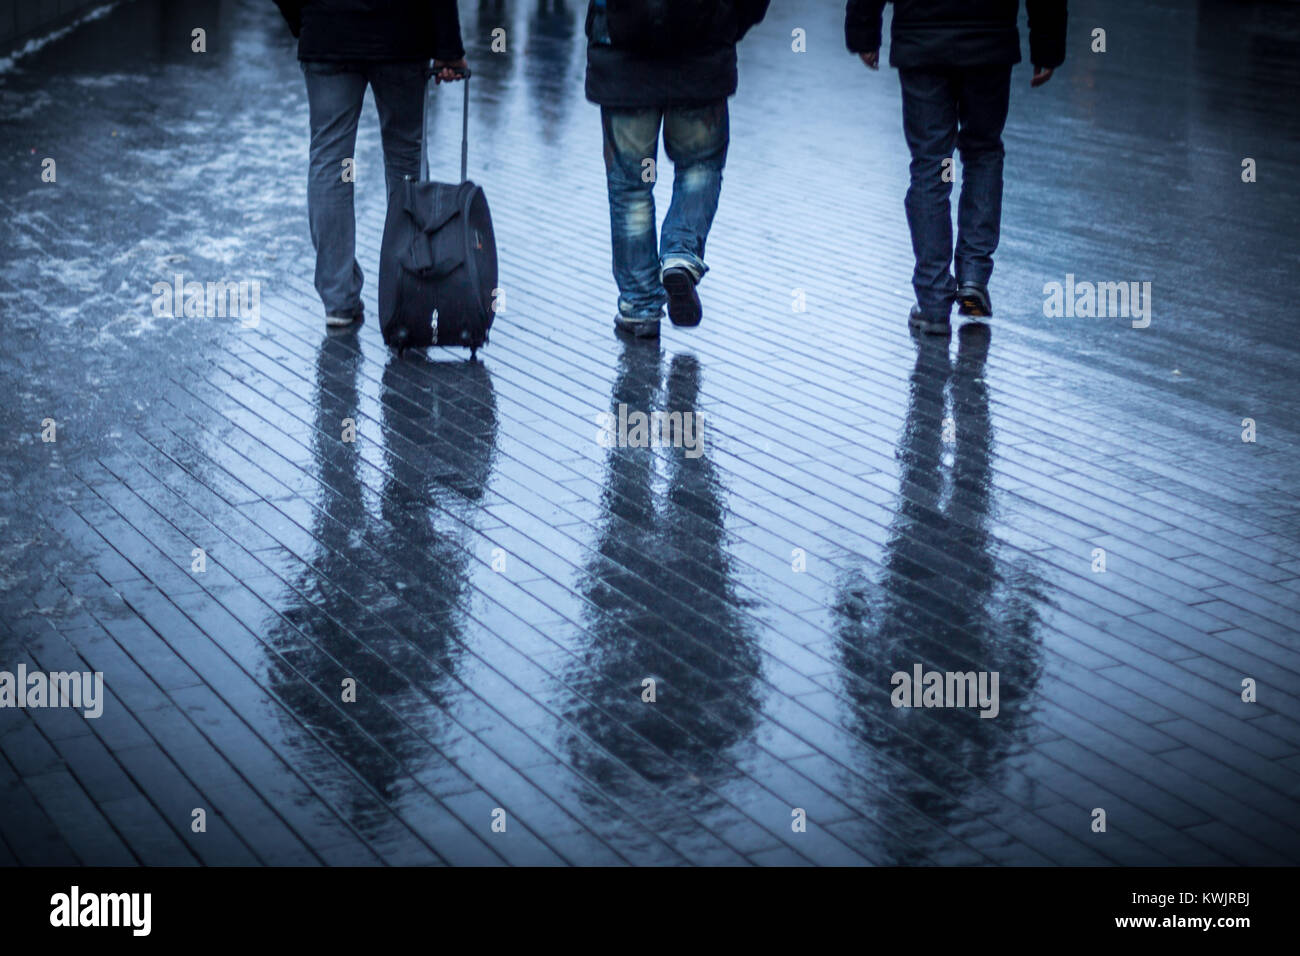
left=419, top=65, right=471, bottom=184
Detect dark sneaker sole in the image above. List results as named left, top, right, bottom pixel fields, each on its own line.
left=662, top=270, right=702, bottom=327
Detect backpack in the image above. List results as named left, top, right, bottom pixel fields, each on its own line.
left=603, top=0, right=729, bottom=55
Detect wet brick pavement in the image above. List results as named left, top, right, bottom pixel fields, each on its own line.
left=1, top=0, right=1299, bottom=865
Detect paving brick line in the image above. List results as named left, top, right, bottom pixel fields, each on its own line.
left=449, top=222, right=1300, bottom=723
left=462, top=85, right=1300, bottom=463
left=101, top=387, right=780, bottom=868
left=1067, top=727, right=1299, bottom=862
left=0, top=660, right=137, bottom=864
left=718, top=145, right=1300, bottom=445
left=821, top=664, right=1259, bottom=863
left=1028, top=710, right=1293, bottom=863
left=1004, top=747, right=1238, bottom=866
left=993, top=170, right=1299, bottom=425
left=0, top=621, right=218, bottom=868
left=295, top=244, right=1196, bottom=665
left=374, top=299, right=1289, bottom=785
left=100, top=486, right=712, bottom=868
left=279, top=297, right=1294, bottom=868
left=1192, top=623, right=1300, bottom=683
left=304, top=136, right=1300, bottom=509
left=379, top=204, right=1289, bottom=658
left=1093, top=661, right=1300, bottom=813
left=377, top=175, right=1300, bottom=832
left=0, top=345, right=925, bottom=858
left=1202, top=581, right=1300, bottom=634
left=69, top=452, right=562, bottom=866
left=5, top=0, right=1294, bottom=868
left=20, top=4, right=1300, bottom=447
left=11, top=610, right=269, bottom=866
left=154, top=325, right=904, bottom=863
left=1246, top=534, right=1300, bottom=566
left=13, top=631, right=204, bottom=866
left=0, top=748, right=79, bottom=865
left=691, top=238, right=1300, bottom=538
left=21, top=515, right=416, bottom=868
left=30, top=556, right=364, bottom=868
left=10, top=282, right=1289, bottom=868
left=241, top=297, right=1216, bottom=858
left=467, top=55, right=1216, bottom=411
left=172, top=299, right=1029, bottom=868
left=1167, top=636, right=1300, bottom=717
left=250, top=299, right=1055, bottom=790
left=30, top=473, right=470, bottom=868
left=10, top=561, right=1081, bottom=868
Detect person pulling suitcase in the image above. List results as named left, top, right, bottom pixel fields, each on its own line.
left=273, top=0, right=469, bottom=329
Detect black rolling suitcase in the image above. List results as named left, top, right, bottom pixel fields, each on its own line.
left=379, top=67, right=498, bottom=358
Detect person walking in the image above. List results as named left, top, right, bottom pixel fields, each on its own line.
left=846, top=0, right=1067, bottom=334
left=274, top=0, right=468, bottom=328
left=586, top=0, right=770, bottom=338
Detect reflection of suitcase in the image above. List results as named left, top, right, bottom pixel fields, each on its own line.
left=379, top=67, right=498, bottom=358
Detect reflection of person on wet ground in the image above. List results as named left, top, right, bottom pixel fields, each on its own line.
left=567, top=342, right=760, bottom=821
left=832, top=326, right=1045, bottom=862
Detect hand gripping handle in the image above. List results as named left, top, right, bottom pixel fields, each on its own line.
left=419, top=65, right=471, bottom=183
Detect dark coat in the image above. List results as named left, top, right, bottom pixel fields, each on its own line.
left=585, top=0, right=771, bottom=108
left=845, top=0, right=1067, bottom=70
left=273, top=0, right=465, bottom=62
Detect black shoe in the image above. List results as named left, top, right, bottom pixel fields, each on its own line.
left=662, top=267, right=702, bottom=327
left=908, top=304, right=951, bottom=335
left=956, top=282, right=992, bottom=319
left=614, top=312, right=661, bottom=339
left=326, top=306, right=363, bottom=328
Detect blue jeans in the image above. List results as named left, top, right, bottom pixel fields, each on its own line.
left=601, top=102, right=729, bottom=317
left=898, top=65, right=1012, bottom=318
left=301, top=59, right=426, bottom=315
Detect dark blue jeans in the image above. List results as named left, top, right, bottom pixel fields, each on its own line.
left=898, top=65, right=1012, bottom=318
left=301, top=59, right=426, bottom=316
left=601, top=103, right=729, bottom=318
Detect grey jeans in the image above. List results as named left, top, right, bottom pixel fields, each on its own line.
left=301, top=59, right=425, bottom=316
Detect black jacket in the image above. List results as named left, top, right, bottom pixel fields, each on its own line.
left=274, top=0, right=464, bottom=62
left=585, top=0, right=770, bottom=108
left=845, top=0, right=1066, bottom=70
